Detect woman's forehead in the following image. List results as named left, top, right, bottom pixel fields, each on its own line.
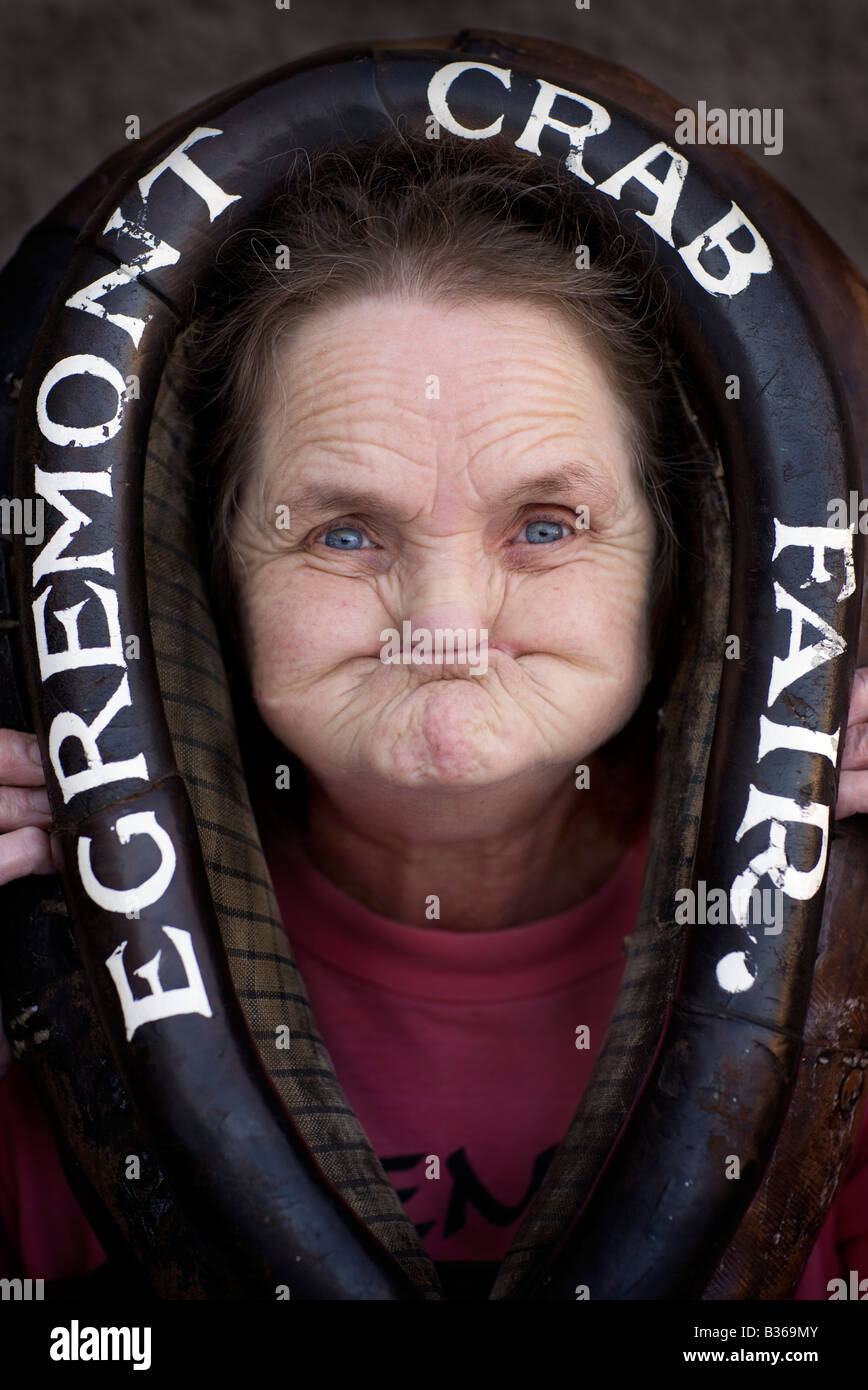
left=257, top=295, right=635, bottom=492
left=270, top=292, right=617, bottom=382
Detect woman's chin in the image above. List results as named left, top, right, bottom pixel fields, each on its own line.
left=373, top=680, right=502, bottom=786
left=370, top=741, right=498, bottom=789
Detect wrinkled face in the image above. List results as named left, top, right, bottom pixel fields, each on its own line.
left=230, top=295, right=657, bottom=802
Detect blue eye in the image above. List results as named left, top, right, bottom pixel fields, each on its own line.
left=519, top=519, right=567, bottom=544
left=322, top=526, right=370, bottom=550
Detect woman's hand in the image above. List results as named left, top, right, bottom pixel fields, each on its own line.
left=0, top=729, right=54, bottom=883
left=836, top=667, right=868, bottom=820
left=0, top=729, right=54, bottom=1079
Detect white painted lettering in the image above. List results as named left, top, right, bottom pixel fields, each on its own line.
left=36, top=355, right=128, bottom=449
left=137, top=127, right=241, bottom=220
left=32, top=467, right=114, bottom=585
left=49, top=673, right=148, bottom=803
left=65, top=212, right=181, bottom=348
left=772, top=520, right=855, bottom=601
left=514, top=79, right=610, bottom=184
left=677, top=202, right=773, bottom=296
left=767, top=580, right=846, bottom=708
left=77, top=809, right=175, bottom=913
left=596, top=141, right=688, bottom=245
left=426, top=60, right=511, bottom=139
left=106, top=925, right=212, bottom=1041
left=730, top=785, right=831, bottom=919
left=33, top=579, right=125, bottom=680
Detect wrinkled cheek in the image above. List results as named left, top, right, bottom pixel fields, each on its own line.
left=536, top=568, right=647, bottom=662
left=571, top=569, right=653, bottom=696
left=247, top=614, right=314, bottom=706
left=608, top=595, right=652, bottom=693
left=235, top=591, right=301, bottom=703
left=240, top=585, right=374, bottom=710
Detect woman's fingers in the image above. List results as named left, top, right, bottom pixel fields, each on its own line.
left=0, top=730, right=54, bottom=880
left=835, top=769, right=868, bottom=821
left=0, top=825, right=55, bottom=886
left=835, top=669, right=868, bottom=818
left=846, top=666, right=868, bottom=726
left=0, top=728, right=46, bottom=788
left=0, top=784, right=52, bottom=832
left=0, top=735, right=54, bottom=1077
left=841, top=668, right=868, bottom=778
left=841, top=710, right=868, bottom=768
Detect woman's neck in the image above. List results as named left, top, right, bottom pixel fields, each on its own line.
left=261, top=746, right=652, bottom=932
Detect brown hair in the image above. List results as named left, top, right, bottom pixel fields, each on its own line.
left=185, top=129, right=680, bottom=666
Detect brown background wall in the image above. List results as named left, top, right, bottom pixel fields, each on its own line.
left=1, top=0, right=865, bottom=273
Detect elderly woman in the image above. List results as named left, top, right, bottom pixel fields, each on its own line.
left=1, top=134, right=867, bottom=1298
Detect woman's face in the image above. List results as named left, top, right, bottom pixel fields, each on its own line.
left=231, top=294, right=657, bottom=804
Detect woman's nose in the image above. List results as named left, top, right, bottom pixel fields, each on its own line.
left=399, top=602, right=487, bottom=642
left=388, top=601, right=490, bottom=672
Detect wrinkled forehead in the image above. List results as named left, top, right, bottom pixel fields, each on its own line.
left=252, top=294, right=640, bottom=505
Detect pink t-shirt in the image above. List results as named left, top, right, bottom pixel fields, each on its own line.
left=1, top=829, right=866, bottom=1297
left=267, top=831, right=868, bottom=1295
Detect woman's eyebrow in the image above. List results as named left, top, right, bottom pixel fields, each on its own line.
left=288, top=483, right=404, bottom=522
left=498, top=461, right=620, bottom=512
left=287, top=462, right=618, bottom=519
